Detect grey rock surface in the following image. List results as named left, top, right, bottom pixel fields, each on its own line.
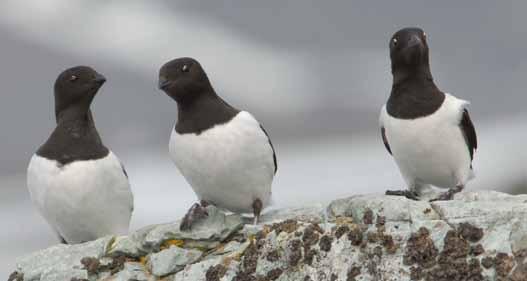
left=10, top=191, right=527, bottom=281
left=147, top=246, right=202, bottom=276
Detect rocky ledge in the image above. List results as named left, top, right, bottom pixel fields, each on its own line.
left=9, top=190, right=527, bottom=281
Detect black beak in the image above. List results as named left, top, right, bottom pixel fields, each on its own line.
left=406, top=34, right=423, bottom=49
left=94, top=73, right=106, bottom=85
left=158, top=77, right=171, bottom=90
left=401, top=34, right=425, bottom=64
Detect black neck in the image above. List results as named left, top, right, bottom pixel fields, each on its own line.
left=392, top=64, right=433, bottom=86
left=55, top=102, right=92, bottom=123
left=175, top=92, right=239, bottom=135
left=387, top=67, right=445, bottom=119
left=37, top=107, right=109, bottom=166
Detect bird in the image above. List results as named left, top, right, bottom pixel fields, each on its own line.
left=158, top=57, right=277, bottom=230
left=27, top=66, right=134, bottom=244
left=379, top=27, right=478, bottom=201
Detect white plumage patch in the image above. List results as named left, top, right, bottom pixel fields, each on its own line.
left=27, top=152, right=133, bottom=244
left=380, top=94, right=475, bottom=192
left=170, top=111, right=275, bottom=213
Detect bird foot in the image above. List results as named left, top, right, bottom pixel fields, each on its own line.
left=429, top=186, right=463, bottom=202
left=180, top=202, right=209, bottom=231
left=252, top=198, right=263, bottom=225
left=385, top=189, right=420, bottom=200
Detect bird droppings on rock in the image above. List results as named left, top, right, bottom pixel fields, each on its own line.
left=205, top=264, right=227, bottom=281
left=363, top=209, right=374, bottom=225
left=319, top=235, right=333, bottom=252
left=403, top=227, right=438, bottom=268
left=458, top=222, right=484, bottom=243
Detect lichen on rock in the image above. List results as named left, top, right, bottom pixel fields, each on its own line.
left=11, top=190, right=527, bottom=280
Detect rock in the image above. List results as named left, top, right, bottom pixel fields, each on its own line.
left=147, top=246, right=202, bottom=276
left=109, top=262, right=150, bottom=281
left=14, top=236, right=113, bottom=281
left=107, top=235, right=144, bottom=258
left=12, top=190, right=527, bottom=280
left=142, top=205, right=244, bottom=251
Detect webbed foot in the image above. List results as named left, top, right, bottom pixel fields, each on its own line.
left=385, top=189, right=420, bottom=201
left=252, top=198, right=263, bottom=225
left=429, top=185, right=464, bottom=202
left=180, top=202, right=209, bottom=231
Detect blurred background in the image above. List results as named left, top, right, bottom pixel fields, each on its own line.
left=1, top=0, right=526, bottom=277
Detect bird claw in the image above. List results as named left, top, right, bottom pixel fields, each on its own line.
left=429, top=192, right=454, bottom=202
left=429, top=186, right=463, bottom=202
left=429, top=191, right=455, bottom=202
left=385, top=189, right=420, bottom=201
left=180, top=203, right=209, bottom=231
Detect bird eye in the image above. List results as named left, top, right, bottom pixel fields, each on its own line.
left=182, top=65, right=189, bottom=72
left=70, top=75, right=78, bottom=82
left=392, top=38, right=398, bottom=46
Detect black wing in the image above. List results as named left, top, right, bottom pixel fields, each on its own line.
left=259, top=124, right=277, bottom=174
left=120, top=162, right=128, bottom=178
left=460, top=109, right=477, bottom=161
left=381, top=127, right=392, bottom=155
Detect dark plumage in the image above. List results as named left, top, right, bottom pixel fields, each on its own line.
left=28, top=66, right=133, bottom=244
left=159, top=57, right=277, bottom=230
left=36, top=66, right=109, bottom=165
left=159, top=57, right=240, bottom=135
left=381, top=27, right=478, bottom=201
left=461, top=109, right=477, bottom=161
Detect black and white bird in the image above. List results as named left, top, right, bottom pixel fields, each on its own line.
left=380, top=27, right=478, bottom=201
left=158, top=57, right=277, bottom=230
left=27, top=66, right=133, bottom=244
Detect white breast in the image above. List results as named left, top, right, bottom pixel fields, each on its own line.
left=169, top=111, right=275, bottom=213
left=27, top=152, right=133, bottom=243
left=380, top=94, right=474, bottom=190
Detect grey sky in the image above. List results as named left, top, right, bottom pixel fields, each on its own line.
left=1, top=1, right=525, bottom=175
